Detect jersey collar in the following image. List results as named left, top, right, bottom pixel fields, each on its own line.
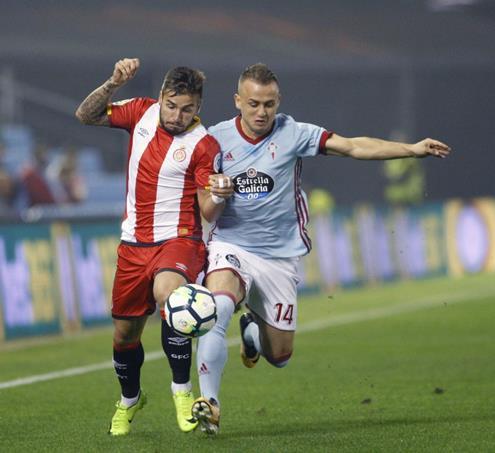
left=186, top=116, right=201, bottom=132
left=235, top=115, right=275, bottom=145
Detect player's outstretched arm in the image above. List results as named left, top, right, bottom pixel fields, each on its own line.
left=75, top=58, right=140, bottom=126
left=198, top=174, right=234, bottom=223
left=324, top=134, right=451, bottom=160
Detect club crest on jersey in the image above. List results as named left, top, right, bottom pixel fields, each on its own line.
left=267, top=141, right=278, bottom=160
left=226, top=254, right=241, bottom=268
left=233, top=167, right=274, bottom=200
left=173, top=146, right=187, bottom=162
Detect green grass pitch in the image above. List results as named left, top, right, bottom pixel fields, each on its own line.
left=1, top=273, right=494, bottom=452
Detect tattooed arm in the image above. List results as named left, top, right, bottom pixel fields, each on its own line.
left=75, top=58, right=140, bottom=126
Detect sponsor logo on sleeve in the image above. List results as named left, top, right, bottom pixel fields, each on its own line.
left=112, top=98, right=134, bottom=106
left=213, top=152, right=222, bottom=173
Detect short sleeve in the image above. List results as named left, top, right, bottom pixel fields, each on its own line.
left=294, top=122, right=332, bottom=158
left=107, top=97, right=155, bottom=131
left=192, top=135, right=221, bottom=188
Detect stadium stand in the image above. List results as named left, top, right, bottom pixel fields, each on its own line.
left=0, top=125, right=34, bottom=174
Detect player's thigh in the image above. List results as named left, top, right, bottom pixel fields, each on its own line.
left=151, top=238, right=206, bottom=308
left=249, top=257, right=299, bottom=331
left=113, top=316, right=148, bottom=346
left=206, top=241, right=253, bottom=303
left=205, top=269, right=245, bottom=303
left=112, top=244, right=156, bottom=318
left=253, top=314, right=295, bottom=362
left=153, top=270, right=187, bottom=309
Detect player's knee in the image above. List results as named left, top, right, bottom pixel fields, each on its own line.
left=265, top=351, right=292, bottom=368
left=153, top=272, right=187, bottom=308
left=113, top=320, right=144, bottom=347
left=205, top=270, right=244, bottom=302
left=153, top=286, right=173, bottom=309
left=113, top=335, right=141, bottom=350
left=271, top=358, right=290, bottom=368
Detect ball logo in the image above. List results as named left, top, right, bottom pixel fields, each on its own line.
left=233, top=168, right=274, bottom=200
left=173, top=147, right=186, bottom=162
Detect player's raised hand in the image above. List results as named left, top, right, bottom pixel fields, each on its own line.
left=412, top=138, right=451, bottom=158
left=110, top=58, right=140, bottom=87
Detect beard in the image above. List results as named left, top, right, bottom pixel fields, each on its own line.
left=160, top=119, right=188, bottom=135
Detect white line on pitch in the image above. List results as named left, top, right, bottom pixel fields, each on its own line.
left=0, top=289, right=489, bottom=390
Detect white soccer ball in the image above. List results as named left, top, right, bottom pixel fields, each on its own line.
left=165, top=284, right=217, bottom=338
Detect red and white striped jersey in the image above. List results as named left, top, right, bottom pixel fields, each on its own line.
left=108, top=97, right=220, bottom=244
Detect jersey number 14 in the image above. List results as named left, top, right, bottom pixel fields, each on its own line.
left=275, top=303, right=294, bottom=325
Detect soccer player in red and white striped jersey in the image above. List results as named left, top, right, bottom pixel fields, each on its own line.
left=76, top=58, right=233, bottom=436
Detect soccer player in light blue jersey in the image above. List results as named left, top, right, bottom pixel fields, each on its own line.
left=191, top=63, right=451, bottom=434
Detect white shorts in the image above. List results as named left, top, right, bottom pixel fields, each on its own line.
left=206, top=241, right=300, bottom=331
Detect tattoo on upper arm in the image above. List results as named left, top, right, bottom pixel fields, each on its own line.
left=76, top=80, right=116, bottom=126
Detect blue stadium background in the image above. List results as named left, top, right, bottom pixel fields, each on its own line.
left=0, top=0, right=494, bottom=341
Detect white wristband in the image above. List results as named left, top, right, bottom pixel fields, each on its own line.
left=211, top=194, right=225, bottom=205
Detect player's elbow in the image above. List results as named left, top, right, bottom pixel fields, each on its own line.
left=75, top=107, right=89, bottom=124
left=75, top=106, right=102, bottom=125
left=347, top=141, right=367, bottom=159
left=348, top=148, right=368, bottom=160
left=202, top=213, right=216, bottom=224
left=348, top=137, right=382, bottom=160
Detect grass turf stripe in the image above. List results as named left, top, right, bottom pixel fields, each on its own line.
left=0, top=289, right=490, bottom=390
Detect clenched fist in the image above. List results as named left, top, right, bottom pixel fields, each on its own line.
left=110, top=58, right=140, bottom=87
left=208, top=174, right=234, bottom=204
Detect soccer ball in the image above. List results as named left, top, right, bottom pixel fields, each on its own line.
left=165, top=284, right=217, bottom=338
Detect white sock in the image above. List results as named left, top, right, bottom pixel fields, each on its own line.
left=196, top=294, right=235, bottom=404
left=244, top=319, right=262, bottom=355
left=120, top=390, right=140, bottom=408
left=171, top=381, right=192, bottom=394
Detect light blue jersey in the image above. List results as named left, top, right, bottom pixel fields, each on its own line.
left=208, top=114, right=329, bottom=259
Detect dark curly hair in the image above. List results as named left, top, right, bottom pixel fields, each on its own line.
left=161, top=66, right=206, bottom=98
